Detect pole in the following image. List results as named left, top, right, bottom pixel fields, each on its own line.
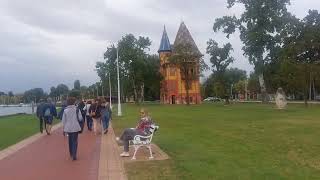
left=245, top=80, right=248, bottom=101
left=309, top=72, right=312, bottom=101
left=116, top=47, right=122, bottom=116
left=109, top=73, right=112, bottom=108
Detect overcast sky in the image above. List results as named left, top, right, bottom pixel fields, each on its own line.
left=0, top=0, right=319, bottom=93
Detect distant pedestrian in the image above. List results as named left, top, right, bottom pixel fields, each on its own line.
left=36, top=99, right=46, bottom=133
left=42, top=98, right=57, bottom=135
left=89, top=98, right=102, bottom=135
left=101, top=101, right=112, bottom=134
left=62, top=97, right=83, bottom=161
left=83, top=100, right=93, bottom=131
left=58, top=99, right=67, bottom=120
left=58, top=99, right=68, bottom=136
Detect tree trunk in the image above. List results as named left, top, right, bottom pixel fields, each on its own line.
left=141, top=83, right=144, bottom=103
left=304, top=89, right=308, bottom=107
left=132, top=76, right=138, bottom=103
left=309, top=72, right=312, bottom=101
left=225, top=96, right=230, bottom=104
left=313, top=79, right=316, bottom=100
left=186, top=87, right=190, bottom=105
left=258, top=73, right=268, bottom=103
left=304, top=65, right=309, bottom=107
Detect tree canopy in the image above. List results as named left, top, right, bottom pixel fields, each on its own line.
left=213, top=0, right=292, bottom=102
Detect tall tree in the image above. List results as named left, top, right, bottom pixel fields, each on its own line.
left=74, top=80, right=81, bottom=90
left=98, top=34, right=160, bottom=103
left=56, top=84, right=69, bottom=100
left=143, top=54, right=162, bottom=101
left=213, top=0, right=291, bottom=102
left=8, top=91, right=14, bottom=97
left=23, top=88, right=46, bottom=103
left=118, top=34, right=151, bottom=103
left=282, top=10, right=320, bottom=105
left=49, top=86, right=57, bottom=101
left=206, top=39, right=234, bottom=103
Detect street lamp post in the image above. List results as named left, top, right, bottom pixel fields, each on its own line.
left=116, top=47, right=122, bottom=116
left=108, top=72, right=112, bottom=108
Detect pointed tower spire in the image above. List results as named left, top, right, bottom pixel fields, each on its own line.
left=158, top=25, right=172, bottom=53
left=173, top=22, right=201, bottom=55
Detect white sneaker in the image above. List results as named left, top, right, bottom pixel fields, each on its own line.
left=120, top=152, right=130, bottom=157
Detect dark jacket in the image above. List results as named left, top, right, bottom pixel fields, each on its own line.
left=36, top=102, right=45, bottom=118
left=89, top=104, right=102, bottom=118
left=42, top=103, right=57, bottom=117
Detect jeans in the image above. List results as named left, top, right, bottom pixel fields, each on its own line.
left=102, top=115, right=110, bottom=130
left=44, top=115, right=53, bottom=125
left=68, top=132, right=79, bottom=160
left=39, top=117, right=46, bottom=133
left=86, top=115, right=93, bottom=130
left=120, top=128, right=144, bottom=152
left=93, top=118, right=101, bottom=134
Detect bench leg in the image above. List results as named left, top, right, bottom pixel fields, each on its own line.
left=131, top=145, right=140, bottom=160
left=148, top=145, right=154, bottom=159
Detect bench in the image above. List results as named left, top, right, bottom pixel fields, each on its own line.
left=131, top=124, right=159, bottom=160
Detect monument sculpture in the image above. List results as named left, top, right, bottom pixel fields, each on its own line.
left=275, top=88, right=287, bottom=109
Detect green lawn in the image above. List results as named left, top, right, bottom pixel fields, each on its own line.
left=112, top=103, right=320, bottom=180
left=0, top=114, right=59, bottom=150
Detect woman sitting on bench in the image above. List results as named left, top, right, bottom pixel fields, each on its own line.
left=117, top=108, right=153, bottom=157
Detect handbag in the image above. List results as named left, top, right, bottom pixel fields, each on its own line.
left=90, top=105, right=98, bottom=117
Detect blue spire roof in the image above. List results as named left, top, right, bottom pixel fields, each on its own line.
left=158, top=26, right=172, bottom=53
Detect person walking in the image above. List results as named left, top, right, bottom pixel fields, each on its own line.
left=83, top=100, right=93, bottom=131
left=101, top=101, right=112, bottom=134
left=62, top=97, right=83, bottom=161
left=36, top=99, right=46, bottom=133
left=89, top=98, right=102, bottom=135
left=42, top=98, right=57, bottom=135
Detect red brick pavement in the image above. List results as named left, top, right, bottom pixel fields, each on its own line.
left=0, top=128, right=101, bottom=180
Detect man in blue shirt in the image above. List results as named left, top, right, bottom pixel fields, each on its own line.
left=42, top=98, right=57, bottom=135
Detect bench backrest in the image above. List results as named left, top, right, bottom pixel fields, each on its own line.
left=133, top=124, right=159, bottom=145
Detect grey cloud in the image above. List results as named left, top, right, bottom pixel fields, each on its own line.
left=0, top=0, right=319, bottom=93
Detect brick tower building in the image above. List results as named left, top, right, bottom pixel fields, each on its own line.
left=158, top=22, right=202, bottom=104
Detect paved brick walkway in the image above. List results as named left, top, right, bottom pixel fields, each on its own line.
left=0, top=127, right=101, bottom=180
left=99, top=123, right=127, bottom=180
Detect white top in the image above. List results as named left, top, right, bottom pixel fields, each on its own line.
left=62, top=105, right=83, bottom=133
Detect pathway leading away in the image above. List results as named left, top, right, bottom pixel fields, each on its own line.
left=0, top=124, right=127, bottom=180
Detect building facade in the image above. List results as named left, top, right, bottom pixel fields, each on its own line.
left=158, top=22, right=201, bottom=104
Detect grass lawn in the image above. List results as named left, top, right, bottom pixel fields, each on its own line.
left=0, top=114, right=59, bottom=150
left=112, top=103, right=320, bottom=180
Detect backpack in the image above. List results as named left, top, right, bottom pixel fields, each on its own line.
left=76, top=108, right=84, bottom=133
left=44, top=107, right=51, bottom=117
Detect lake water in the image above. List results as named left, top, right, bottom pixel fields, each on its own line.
left=0, top=106, right=36, bottom=117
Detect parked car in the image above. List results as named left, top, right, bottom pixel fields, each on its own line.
left=315, top=95, right=320, bottom=101
left=203, top=97, right=221, bottom=102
